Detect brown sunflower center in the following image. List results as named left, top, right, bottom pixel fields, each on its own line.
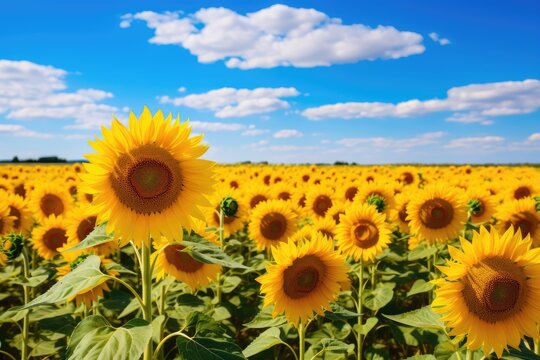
left=462, top=257, right=527, bottom=323
left=69, top=185, right=77, bottom=196
left=514, top=186, right=531, bottom=200
left=419, top=198, right=454, bottom=229
left=333, top=211, right=345, bottom=224
left=345, top=187, right=358, bottom=201
left=43, top=228, right=68, bottom=252
left=298, top=195, right=306, bottom=208
left=313, top=195, right=332, bottom=216
left=9, top=206, right=21, bottom=229
left=85, top=193, right=93, bottom=203
left=77, top=216, right=97, bottom=241
left=505, top=211, right=538, bottom=237
left=283, top=255, right=326, bottom=299
left=398, top=205, right=409, bottom=223
left=164, top=244, right=203, bottom=273
left=260, top=212, right=287, bottom=240
left=110, top=144, right=182, bottom=214
left=14, top=184, right=25, bottom=198
left=278, top=192, right=291, bottom=201
left=402, top=172, right=414, bottom=184
left=40, top=194, right=65, bottom=217
left=319, top=229, right=334, bottom=239
left=250, top=195, right=267, bottom=209
left=353, top=221, right=379, bottom=249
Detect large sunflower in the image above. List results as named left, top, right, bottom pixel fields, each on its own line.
left=249, top=200, right=297, bottom=250
left=257, top=232, right=350, bottom=326
left=433, top=226, right=540, bottom=357
left=153, top=236, right=221, bottom=291
left=407, top=184, right=467, bottom=243
left=335, top=202, right=392, bottom=263
left=31, top=215, right=68, bottom=260
left=80, top=107, right=215, bottom=247
left=496, top=198, right=540, bottom=246
left=29, top=183, right=72, bottom=222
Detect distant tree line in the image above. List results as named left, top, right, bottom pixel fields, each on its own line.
left=0, top=156, right=68, bottom=163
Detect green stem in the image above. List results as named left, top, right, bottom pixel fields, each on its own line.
left=20, top=251, right=30, bottom=360
left=357, top=262, right=364, bottom=360
left=106, top=276, right=145, bottom=312
left=465, top=348, right=472, bottom=360
left=371, top=263, right=376, bottom=289
left=216, top=208, right=224, bottom=304
left=298, top=320, right=305, bottom=360
left=535, top=335, right=540, bottom=355
left=142, top=243, right=154, bottom=360
left=0, top=350, right=16, bottom=360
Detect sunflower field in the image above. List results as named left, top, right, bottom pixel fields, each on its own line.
left=1, top=108, right=540, bottom=360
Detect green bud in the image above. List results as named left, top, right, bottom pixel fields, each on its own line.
left=70, top=254, right=91, bottom=271
left=366, top=194, right=386, bottom=213
left=467, top=199, right=482, bottom=215
left=0, top=233, right=24, bottom=260
left=220, top=196, right=239, bottom=217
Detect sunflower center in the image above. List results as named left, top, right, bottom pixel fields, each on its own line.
left=43, top=228, right=68, bottom=252
left=505, top=212, right=538, bottom=237
left=283, top=255, right=325, bottom=299
left=313, top=195, right=332, bottom=216
left=419, top=198, right=454, bottom=229
left=164, top=244, right=203, bottom=273
left=514, top=186, right=531, bottom=199
left=250, top=195, right=267, bottom=208
left=260, top=212, right=287, bottom=240
left=110, top=144, right=182, bottom=214
left=85, top=193, right=93, bottom=203
left=15, top=184, right=26, bottom=198
left=9, top=206, right=21, bottom=229
left=319, top=229, right=334, bottom=239
left=398, top=206, right=409, bottom=223
left=333, top=211, right=344, bottom=224
left=353, top=221, right=379, bottom=249
left=77, top=216, right=97, bottom=241
left=298, top=195, right=306, bottom=208
left=345, top=187, right=358, bottom=201
left=278, top=192, right=291, bottom=201
left=40, top=194, right=65, bottom=217
left=462, top=257, right=527, bottom=323
left=402, top=172, right=414, bottom=184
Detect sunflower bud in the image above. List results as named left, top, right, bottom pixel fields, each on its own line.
left=467, top=199, right=482, bottom=215
left=0, top=233, right=24, bottom=260
left=366, top=194, right=385, bottom=213
left=220, top=197, right=239, bottom=217
left=70, top=254, right=90, bottom=270
left=534, top=196, right=540, bottom=212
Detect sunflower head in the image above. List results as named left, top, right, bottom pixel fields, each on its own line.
left=248, top=200, right=297, bottom=251
left=220, top=196, right=239, bottom=218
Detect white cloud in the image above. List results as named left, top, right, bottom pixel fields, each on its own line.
left=336, top=131, right=445, bottom=150
left=0, top=124, right=53, bottom=138
left=63, top=134, right=89, bottom=140
left=177, top=86, right=186, bottom=93
left=274, top=129, right=303, bottom=138
left=0, top=59, right=121, bottom=129
left=527, top=133, right=540, bottom=142
left=445, top=136, right=505, bottom=149
left=121, top=5, right=425, bottom=69
left=302, top=79, right=540, bottom=124
left=446, top=112, right=493, bottom=125
left=190, top=121, right=245, bottom=132
left=429, top=32, right=450, bottom=46
left=242, top=124, right=269, bottom=136
left=159, top=87, right=299, bottom=118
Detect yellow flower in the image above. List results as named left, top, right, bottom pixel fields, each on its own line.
left=496, top=198, right=540, bottom=246
left=80, top=107, right=215, bottom=247
left=257, top=232, right=349, bottom=326
left=305, top=186, right=335, bottom=218
left=249, top=200, right=297, bottom=251
left=5, top=193, right=33, bottom=234
left=31, top=215, right=68, bottom=260
left=204, top=186, right=247, bottom=238
left=29, top=183, right=72, bottom=222
left=433, top=226, right=540, bottom=357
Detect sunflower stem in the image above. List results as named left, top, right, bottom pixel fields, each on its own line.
left=298, top=320, right=306, bottom=360
left=357, top=262, right=364, bottom=360
left=465, top=349, right=473, bottom=360
left=142, top=242, right=154, bottom=360
left=216, top=208, right=224, bottom=305
left=535, top=330, right=540, bottom=355
left=20, top=250, right=30, bottom=360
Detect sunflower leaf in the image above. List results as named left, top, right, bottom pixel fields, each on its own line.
left=66, top=315, right=152, bottom=360
left=407, top=244, right=438, bottom=261
left=244, top=306, right=287, bottom=329
left=363, top=283, right=395, bottom=311
left=304, top=338, right=354, bottom=360
left=383, top=306, right=445, bottom=331
left=181, top=233, right=249, bottom=270
left=406, top=279, right=434, bottom=297
left=242, top=327, right=283, bottom=358
left=61, top=223, right=115, bottom=253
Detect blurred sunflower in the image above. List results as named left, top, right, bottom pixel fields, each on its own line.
left=336, top=203, right=391, bottom=263
left=257, top=232, right=349, bottom=326
left=505, top=179, right=538, bottom=201
left=249, top=200, right=297, bottom=250
left=29, top=183, right=71, bottom=222
left=0, top=200, right=15, bottom=236
left=407, top=184, right=466, bottom=244
left=31, top=215, right=68, bottom=259
left=245, top=186, right=272, bottom=210
left=204, top=186, right=247, bottom=238
left=305, top=187, right=334, bottom=218
left=391, top=192, right=413, bottom=234
left=354, top=182, right=396, bottom=216
left=153, top=236, right=221, bottom=291
left=80, top=107, right=215, bottom=247
left=433, top=226, right=540, bottom=357
left=466, top=187, right=496, bottom=224
left=5, top=193, right=32, bottom=234
left=311, top=216, right=337, bottom=240
left=496, top=198, right=540, bottom=246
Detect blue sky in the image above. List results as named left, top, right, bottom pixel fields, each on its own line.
left=1, top=0, right=539, bottom=163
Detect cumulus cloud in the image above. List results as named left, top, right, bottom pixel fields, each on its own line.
left=190, top=121, right=245, bottom=132
left=0, top=60, right=121, bottom=129
left=302, top=79, right=540, bottom=124
left=121, top=5, right=425, bottom=69
left=527, top=133, right=540, bottom=142
left=274, top=129, right=303, bottom=138
left=429, top=32, right=450, bottom=46
left=336, top=131, right=445, bottom=150
left=159, top=87, right=299, bottom=118
left=445, top=136, right=505, bottom=149
left=0, top=124, right=53, bottom=138
left=242, top=124, right=269, bottom=136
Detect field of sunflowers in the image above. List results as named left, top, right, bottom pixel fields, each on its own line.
left=1, top=109, right=540, bottom=360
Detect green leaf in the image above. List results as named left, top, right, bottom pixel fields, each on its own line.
left=243, top=327, right=283, bottom=358
left=406, top=279, right=434, bottom=297
left=405, top=355, right=436, bottom=360
left=324, top=303, right=360, bottom=321
left=361, top=317, right=379, bottom=336
left=151, top=315, right=165, bottom=344
left=67, top=315, right=152, bottom=360
left=244, top=307, right=287, bottom=329
left=407, top=245, right=438, bottom=261
left=61, top=223, right=114, bottom=253
left=181, top=233, right=249, bottom=270
left=17, top=255, right=108, bottom=310
left=222, top=276, right=242, bottom=294
left=383, top=306, right=445, bottom=331
left=304, top=338, right=354, bottom=360
left=363, top=283, right=394, bottom=311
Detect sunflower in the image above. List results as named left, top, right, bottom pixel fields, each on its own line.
left=496, top=198, right=540, bottom=246
left=204, top=186, right=248, bottom=238
left=505, top=179, right=538, bottom=201
left=245, top=186, right=273, bottom=210
left=249, top=200, right=297, bottom=250
left=0, top=200, right=15, bottom=236
left=335, top=202, right=392, bottom=263
left=391, top=192, right=412, bottom=234
left=327, top=201, right=346, bottom=225
left=4, top=193, right=32, bottom=234
left=80, top=107, right=215, bottom=247
left=466, top=187, right=496, bottom=224
left=311, top=216, right=337, bottom=240
left=433, top=226, right=540, bottom=357
left=353, top=182, right=396, bottom=216
left=407, top=184, right=467, bottom=244
left=65, top=206, right=119, bottom=257
left=305, top=186, right=335, bottom=218
left=257, top=232, right=349, bottom=326
left=29, top=183, right=72, bottom=222
left=153, top=236, right=221, bottom=291
left=31, top=215, right=68, bottom=260
left=396, top=167, right=418, bottom=186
